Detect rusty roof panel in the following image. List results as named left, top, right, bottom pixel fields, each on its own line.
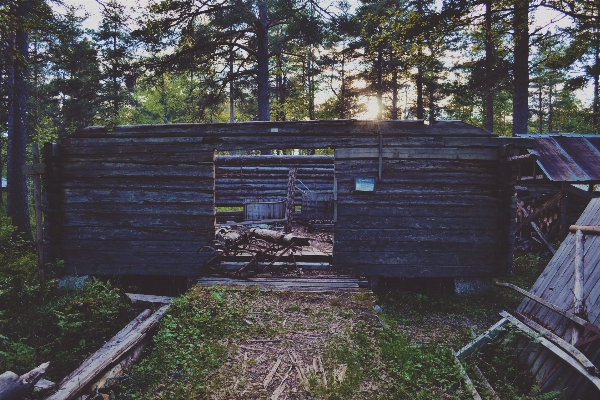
left=528, top=135, right=600, bottom=182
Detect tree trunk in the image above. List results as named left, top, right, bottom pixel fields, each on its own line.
left=538, top=83, right=543, bottom=133
left=485, top=0, right=494, bottom=132
left=548, top=83, right=554, bottom=132
left=391, top=67, right=398, bottom=120
left=428, top=85, right=435, bottom=124
left=512, top=0, right=529, bottom=136
left=256, top=0, right=270, bottom=122
left=7, top=0, right=32, bottom=239
left=229, top=48, right=234, bottom=123
left=377, top=46, right=383, bottom=120
left=416, top=66, right=424, bottom=119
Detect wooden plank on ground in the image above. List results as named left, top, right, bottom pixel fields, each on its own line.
left=45, top=306, right=169, bottom=400
left=500, top=311, right=600, bottom=391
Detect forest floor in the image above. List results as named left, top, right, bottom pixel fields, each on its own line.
left=108, top=252, right=556, bottom=400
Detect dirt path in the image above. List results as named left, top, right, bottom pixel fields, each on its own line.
left=204, top=289, right=380, bottom=399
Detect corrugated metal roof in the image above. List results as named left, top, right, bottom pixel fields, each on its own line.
left=519, top=134, right=600, bottom=182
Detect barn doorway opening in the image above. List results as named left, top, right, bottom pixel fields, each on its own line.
left=204, top=150, right=335, bottom=276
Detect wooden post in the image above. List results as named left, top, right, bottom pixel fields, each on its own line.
left=561, top=189, right=568, bottom=240
left=284, top=167, right=297, bottom=233
left=573, top=229, right=584, bottom=345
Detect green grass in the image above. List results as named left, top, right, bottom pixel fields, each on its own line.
left=0, top=211, right=135, bottom=385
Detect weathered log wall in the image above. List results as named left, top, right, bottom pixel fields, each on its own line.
left=333, top=125, right=514, bottom=278
left=44, top=133, right=215, bottom=276
left=43, top=120, right=519, bottom=277
left=214, top=155, right=334, bottom=208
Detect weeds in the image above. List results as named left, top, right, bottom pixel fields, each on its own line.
left=0, top=213, right=134, bottom=384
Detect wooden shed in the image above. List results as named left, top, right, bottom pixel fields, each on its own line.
left=42, top=120, right=517, bottom=280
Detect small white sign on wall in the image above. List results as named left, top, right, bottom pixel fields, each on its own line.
left=354, top=177, right=376, bottom=192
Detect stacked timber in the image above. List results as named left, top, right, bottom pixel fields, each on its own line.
left=48, top=127, right=215, bottom=276
left=215, top=155, right=334, bottom=208
left=333, top=121, right=513, bottom=278
left=43, top=120, right=519, bottom=278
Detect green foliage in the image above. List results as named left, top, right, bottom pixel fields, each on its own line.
left=115, top=288, right=251, bottom=398
left=464, top=327, right=561, bottom=400
left=0, top=213, right=133, bottom=381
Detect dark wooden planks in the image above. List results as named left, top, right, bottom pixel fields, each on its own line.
left=214, top=155, right=334, bottom=208
left=333, top=138, right=509, bottom=278
left=52, top=135, right=215, bottom=276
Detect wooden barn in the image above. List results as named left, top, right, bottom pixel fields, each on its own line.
left=41, top=120, right=519, bottom=283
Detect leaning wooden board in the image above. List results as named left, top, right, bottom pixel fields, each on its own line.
left=45, top=306, right=169, bottom=400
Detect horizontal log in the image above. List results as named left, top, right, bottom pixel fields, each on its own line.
left=62, top=152, right=214, bottom=163
left=215, top=155, right=333, bottom=165
left=335, top=172, right=496, bottom=186
left=62, top=240, right=205, bottom=252
left=217, top=165, right=333, bottom=173
left=335, top=216, right=497, bottom=230
left=76, top=120, right=495, bottom=138
left=336, top=193, right=499, bottom=207
left=61, top=213, right=215, bottom=229
left=62, top=227, right=214, bottom=241
left=335, top=159, right=497, bottom=173
left=63, top=251, right=208, bottom=263
left=58, top=203, right=215, bottom=215
left=335, top=181, right=497, bottom=196
left=334, top=228, right=497, bottom=243
left=336, top=205, right=499, bottom=218
left=569, top=225, right=600, bottom=235
left=333, top=240, right=496, bottom=252
left=335, top=147, right=499, bottom=161
left=215, top=182, right=332, bottom=190
left=62, top=179, right=214, bottom=191
left=63, top=261, right=205, bottom=276
left=333, top=251, right=496, bottom=266
left=62, top=189, right=214, bottom=204
left=126, top=293, right=174, bottom=305
left=329, top=264, right=496, bottom=278
left=61, top=161, right=214, bottom=172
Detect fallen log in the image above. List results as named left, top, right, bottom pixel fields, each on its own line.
left=0, top=362, right=49, bottom=400
left=250, top=228, right=310, bottom=247
left=45, top=306, right=169, bottom=400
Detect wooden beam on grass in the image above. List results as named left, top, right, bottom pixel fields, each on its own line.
left=126, top=293, right=174, bottom=306
left=512, top=311, right=599, bottom=376
left=455, top=318, right=509, bottom=359
left=500, top=311, right=600, bottom=391
left=473, top=366, right=500, bottom=400
left=452, top=352, right=482, bottom=400
left=45, top=306, right=169, bottom=400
